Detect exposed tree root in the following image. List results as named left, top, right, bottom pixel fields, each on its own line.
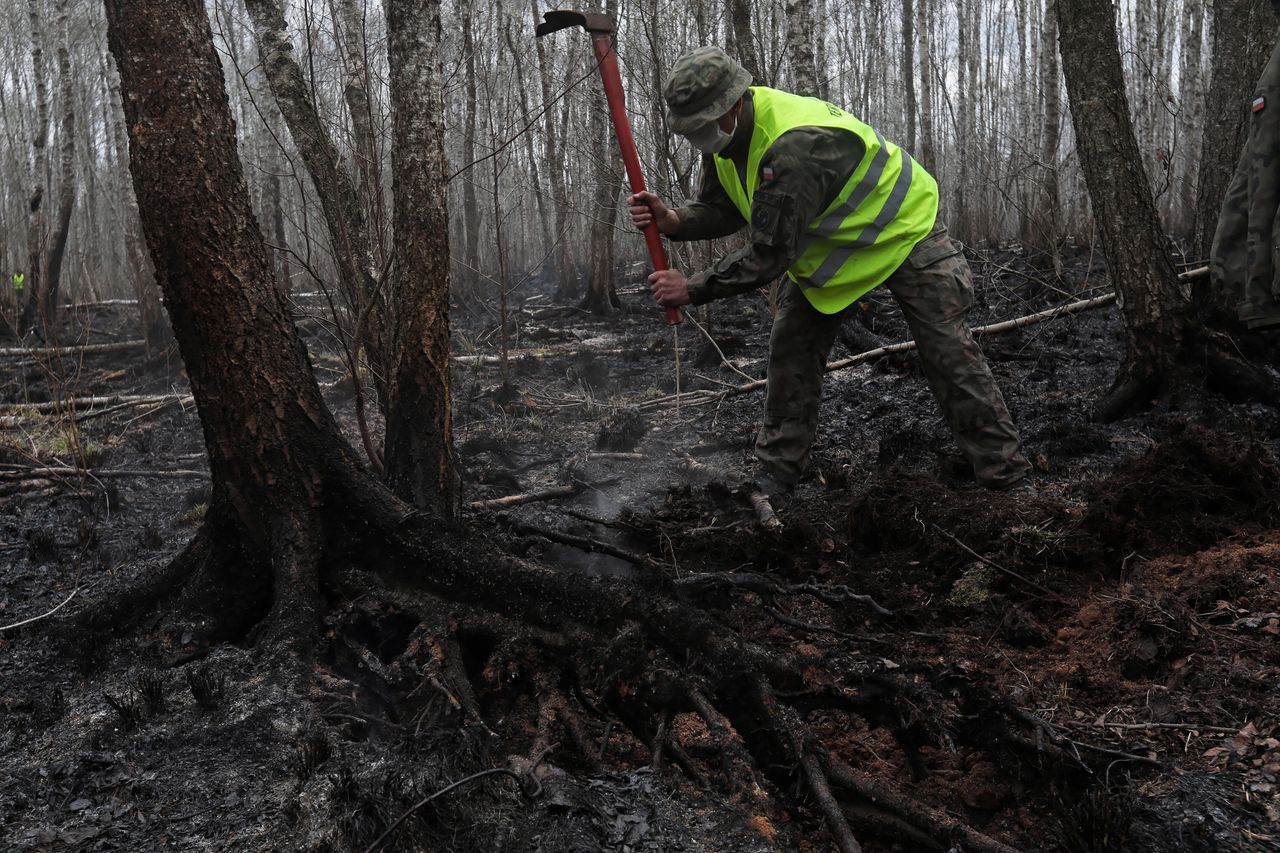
left=67, top=463, right=1150, bottom=852
left=822, top=752, right=1023, bottom=853
left=1093, top=329, right=1280, bottom=423
left=801, top=752, right=863, bottom=853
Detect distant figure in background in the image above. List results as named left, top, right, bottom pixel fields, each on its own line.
left=11, top=273, right=23, bottom=293
left=1211, top=5, right=1280, bottom=330
left=628, top=47, right=1030, bottom=494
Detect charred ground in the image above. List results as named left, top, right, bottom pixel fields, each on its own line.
left=2, top=246, right=1279, bottom=851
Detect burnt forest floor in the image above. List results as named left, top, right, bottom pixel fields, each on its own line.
left=2, top=243, right=1279, bottom=852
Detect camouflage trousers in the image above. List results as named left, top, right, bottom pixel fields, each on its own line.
left=755, top=223, right=1030, bottom=489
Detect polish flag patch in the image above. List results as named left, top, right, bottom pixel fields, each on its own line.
left=1254, top=95, right=1267, bottom=113
left=762, top=166, right=776, bottom=182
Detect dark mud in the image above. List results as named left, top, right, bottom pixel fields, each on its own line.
left=3, top=249, right=1280, bottom=851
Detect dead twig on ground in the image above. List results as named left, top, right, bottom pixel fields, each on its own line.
left=362, top=767, right=537, bottom=853
left=507, top=518, right=656, bottom=570
left=0, top=584, right=82, bottom=633
left=932, top=523, right=1060, bottom=600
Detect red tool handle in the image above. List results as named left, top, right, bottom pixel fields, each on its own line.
left=591, top=34, right=681, bottom=326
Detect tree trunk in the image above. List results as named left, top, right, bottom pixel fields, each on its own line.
left=459, top=0, right=482, bottom=301
left=106, top=52, right=168, bottom=349
left=39, top=0, right=76, bottom=325
left=916, top=0, right=937, bottom=175
left=384, top=0, right=457, bottom=517
left=582, top=29, right=623, bottom=318
left=900, top=0, right=916, bottom=154
left=1195, top=0, right=1275, bottom=256
left=333, top=0, right=387, bottom=266
left=727, top=0, right=763, bottom=82
left=1056, top=0, right=1191, bottom=420
left=785, top=0, right=820, bottom=97
left=1174, top=0, right=1205, bottom=240
left=531, top=0, right=577, bottom=302
left=20, top=0, right=50, bottom=338
left=505, top=22, right=553, bottom=250
left=1026, top=0, right=1062, bottom=273
left=104, top=0, right=366, bottom=647
left=242, top=0, right=392, bottom=412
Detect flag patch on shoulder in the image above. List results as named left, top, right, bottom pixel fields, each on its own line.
left=1254, top=95, right=1267, bottom=113
left=762, top=166, right=776, bottom=182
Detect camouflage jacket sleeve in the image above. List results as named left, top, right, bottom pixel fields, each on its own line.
left=685, top=127, right=865, bottom=306
left=668, top=156, right=748, bottom=241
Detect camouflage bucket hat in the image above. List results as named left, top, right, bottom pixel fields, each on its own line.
left=663, top=46, right=752, bottom=136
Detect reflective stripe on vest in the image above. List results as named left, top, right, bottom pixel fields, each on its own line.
left=712, top=87, right=939, bottom=314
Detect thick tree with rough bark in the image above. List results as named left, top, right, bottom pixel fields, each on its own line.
left=1057, top=0, right=1191, bottom=419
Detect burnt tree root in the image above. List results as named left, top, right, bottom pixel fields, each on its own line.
left=61, top=464, right=1154, bottom=852
left=1092, top=331, right=1280, bottom=423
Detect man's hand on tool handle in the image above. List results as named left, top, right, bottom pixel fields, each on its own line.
left=628, top=191, right=680, bottom=235
left=649, top=269, right=691, bottom=308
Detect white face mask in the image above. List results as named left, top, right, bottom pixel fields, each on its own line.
left=686, top=115, right=736, bottom=155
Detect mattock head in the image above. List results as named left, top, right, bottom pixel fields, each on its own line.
left=534, top=9, right=616, bottom=37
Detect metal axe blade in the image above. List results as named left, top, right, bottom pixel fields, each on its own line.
left=535, top=9, right=615, bottom=37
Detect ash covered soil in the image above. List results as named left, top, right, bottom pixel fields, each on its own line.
left=2, top=246, right=1280, bottom=852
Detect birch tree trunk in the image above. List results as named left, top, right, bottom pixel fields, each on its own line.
left=242, top=0, right=391, bottom=410
left=785, top=0, right=820, bottom=97
left=727, top=0, right=763, bottom=82
left=916, top=0, right=937, bottom=174
left=582, top=82, right=622, bottom=314
left=384, top=0, right=457, bottom=516
left=531, top=0, right=576, bottom=301
left=37, top=0, right=77, bottom=325
left=459, top=0, right=482, bottom=299
left=504, top=22, right=552, bottom=249
left=1027, top=0, right=1062, bottom=273
left=901, top=0, right=916, bottom=154
left=1174, top=0, right=1204, bottom=239
left=21, top=0, right=50, bottom=337
left=334, top=0, right=386, bottom=265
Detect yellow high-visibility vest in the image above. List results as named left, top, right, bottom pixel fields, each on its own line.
left=712, top=87, right=939, bottom=314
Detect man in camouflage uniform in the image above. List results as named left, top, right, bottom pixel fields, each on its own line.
left=1211, top=8, right=1280, bottom=330
left=629, top=47, right=1030, bottom=491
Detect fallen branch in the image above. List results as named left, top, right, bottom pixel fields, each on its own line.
left=0, top=340, right=148, bottom=358
left=508, top=519, right=655, bottom=569
left=638, top=292, right=1118, bottom=411
left=0, top=466, right=209, bottom=482
left=467, top=483, right=581, bottom=510
left=60, top=298, right=140, bottom=309
left=0, top=393, right=192, bottom=415
left=1083, top=720, right=1238, bottom=735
